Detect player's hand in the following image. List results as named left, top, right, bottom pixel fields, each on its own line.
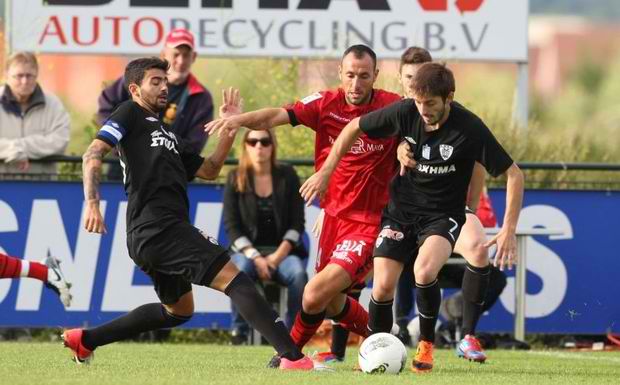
left=397, top=140, right=416, bottom=176
left=312, top=208, right=325, bottom=238
left=253, top=256, right=272, bottom=280
left=299, top=170, right=329, bottom=207
left=219, top=87, right=243, bottom=118
left=484, top=227, right=517, bottom=271
left=204, top=116, right=241, bottom=138
left=84, top=200, right=107, bottom=234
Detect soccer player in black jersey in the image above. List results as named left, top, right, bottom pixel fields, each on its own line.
left=300, top=62, right=524, bottom=373
left=395, top=47, right=506, bottom=363
left=62, top=57, right=313, bottom=370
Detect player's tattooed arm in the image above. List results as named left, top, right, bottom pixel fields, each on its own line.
left=195, top=133, right=237, bottom=180
left=82, top=139, right=112, bottom=234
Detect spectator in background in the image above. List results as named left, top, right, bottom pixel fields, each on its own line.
left=223, top=129, right=308, bottom=345
left=0, top=51, right=70, bottom=177
left=97, top=28, right=213, bottom=180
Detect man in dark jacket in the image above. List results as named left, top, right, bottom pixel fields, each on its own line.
left=97, top=28, right=213, bottom=179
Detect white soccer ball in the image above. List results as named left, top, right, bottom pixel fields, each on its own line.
left=358, top=333, right=408, bottom=374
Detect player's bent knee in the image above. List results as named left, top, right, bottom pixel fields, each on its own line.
left=413, top=268, right=437, bottom=285
left=464, top=242, right=489, bottom=266
left=164, top=292, right=195, bottom=317
left=372, top=279, right=396, bottom=300
left=302, top=288, right=328, bottom=313
left=161, top=305, right=193, bottom=327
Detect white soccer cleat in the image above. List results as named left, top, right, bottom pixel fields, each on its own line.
left=44, top=256, right=73, bottom=308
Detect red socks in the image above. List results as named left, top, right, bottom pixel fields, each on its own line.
left=333, top=296, right=370, bottom=338
left=290, top=310, right=326, bottom=349
left=0, top=252, right=47, bottom=281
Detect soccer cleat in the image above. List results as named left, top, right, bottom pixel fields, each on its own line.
left=279, top=355, right=315, bottom=371
left=44, top=256, right=72, bottom=308
left=62, top=329, right=93, bottom=364
left=412, top=340, right=434, bottom=373
left=313, top=351, right=344, bottom=363
left=266, top=354, right=281, bottom=369
left=456, top=334, right=487, bottom=363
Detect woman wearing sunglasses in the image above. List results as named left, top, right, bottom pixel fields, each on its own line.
left=223, top=129, right=308, bottom=345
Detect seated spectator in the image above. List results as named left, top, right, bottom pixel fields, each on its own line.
left=97, top=28, right=213, bottom=180
left=223, top=129, right=308, bottom=344
left=0, top=51, right=70, bottom=177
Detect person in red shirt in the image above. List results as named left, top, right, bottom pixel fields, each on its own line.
left=206, top=45, right=401, bottom=364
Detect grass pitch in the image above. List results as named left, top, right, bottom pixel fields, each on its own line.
left=1, top=342, right=619, bottom=385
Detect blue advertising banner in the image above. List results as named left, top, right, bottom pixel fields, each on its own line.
left=0, top=181, right=618, bottom=334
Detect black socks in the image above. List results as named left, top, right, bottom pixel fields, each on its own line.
left=461, top=263, right=490, bottom=336
left=82, top=303, right=191, bottom=351
left=225, top=272, right=303, bottom=361
left=415, top=279, right=441, bottom=342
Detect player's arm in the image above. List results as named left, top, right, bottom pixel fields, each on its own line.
left=195, top=88, right=243, bottom=180
left=205, top=107, right=290, bottom=138
left=466, top=162, right=486, bottom=212
left=82, top=139, right=113, bottom=234
left=194, top=135, right=236, bottom=180
left=396, top=140, right=416, bottom=176
left=484, top=163, right=524, bottom=270
left=299, top=117, right=363, bottom=204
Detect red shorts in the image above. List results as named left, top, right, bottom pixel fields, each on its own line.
left=316, top=213, right=379, bottom=287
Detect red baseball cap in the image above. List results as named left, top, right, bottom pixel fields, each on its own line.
left=164, top=28, right=195, bottom=50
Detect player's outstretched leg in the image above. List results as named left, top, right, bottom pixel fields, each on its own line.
left=216, top=264, right=313, bottom=371
left=0, top=252, right=72, bottom=307
left=62, top=293, right=193, bottom=364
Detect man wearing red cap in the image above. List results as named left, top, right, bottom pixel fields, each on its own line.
left=97, top=28, right=213, bottom=179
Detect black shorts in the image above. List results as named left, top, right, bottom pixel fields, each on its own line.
left=127, top=220, right=230, bottom=305
left=373, top=213, right=465, bottom=265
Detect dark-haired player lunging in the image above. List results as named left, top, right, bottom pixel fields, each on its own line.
left=62, top=57, right=313, bottom=370
left=300, top=62, right=524, bottom=373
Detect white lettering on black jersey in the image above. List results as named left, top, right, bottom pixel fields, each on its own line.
left=359, top=99, right=513, bottom=221
left=95, top=101, right=204, bottom=231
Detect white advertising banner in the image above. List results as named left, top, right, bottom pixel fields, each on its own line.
left=9, top=0, right=528, bottom=61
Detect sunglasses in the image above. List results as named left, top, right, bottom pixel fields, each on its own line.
left=246, top=138, right=273, bottom=147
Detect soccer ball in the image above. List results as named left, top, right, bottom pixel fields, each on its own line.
left=358, top=333, right=408, bottom=374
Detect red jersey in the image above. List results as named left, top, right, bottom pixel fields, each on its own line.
left=476, top=191, right=497, bottom=228
left=287, top=88, right=401, bottom=225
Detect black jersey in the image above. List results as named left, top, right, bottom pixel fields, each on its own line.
left=359, top=99, right=513, bottom=221
left=96, top=101, right=204, bottom=231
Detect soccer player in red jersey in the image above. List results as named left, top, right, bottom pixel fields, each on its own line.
left=206, top=45, right=401, bottom=364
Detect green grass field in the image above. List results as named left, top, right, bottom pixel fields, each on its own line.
left=1, top=342, right=619, bottom=385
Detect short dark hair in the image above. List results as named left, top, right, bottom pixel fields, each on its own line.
left=412, top=62, right=455, bottom=101
left=399, top=46, right=432, bottom=72
left=124, top=57, right=169, bottom=89
left=342, top=44, right=377, bottom=69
